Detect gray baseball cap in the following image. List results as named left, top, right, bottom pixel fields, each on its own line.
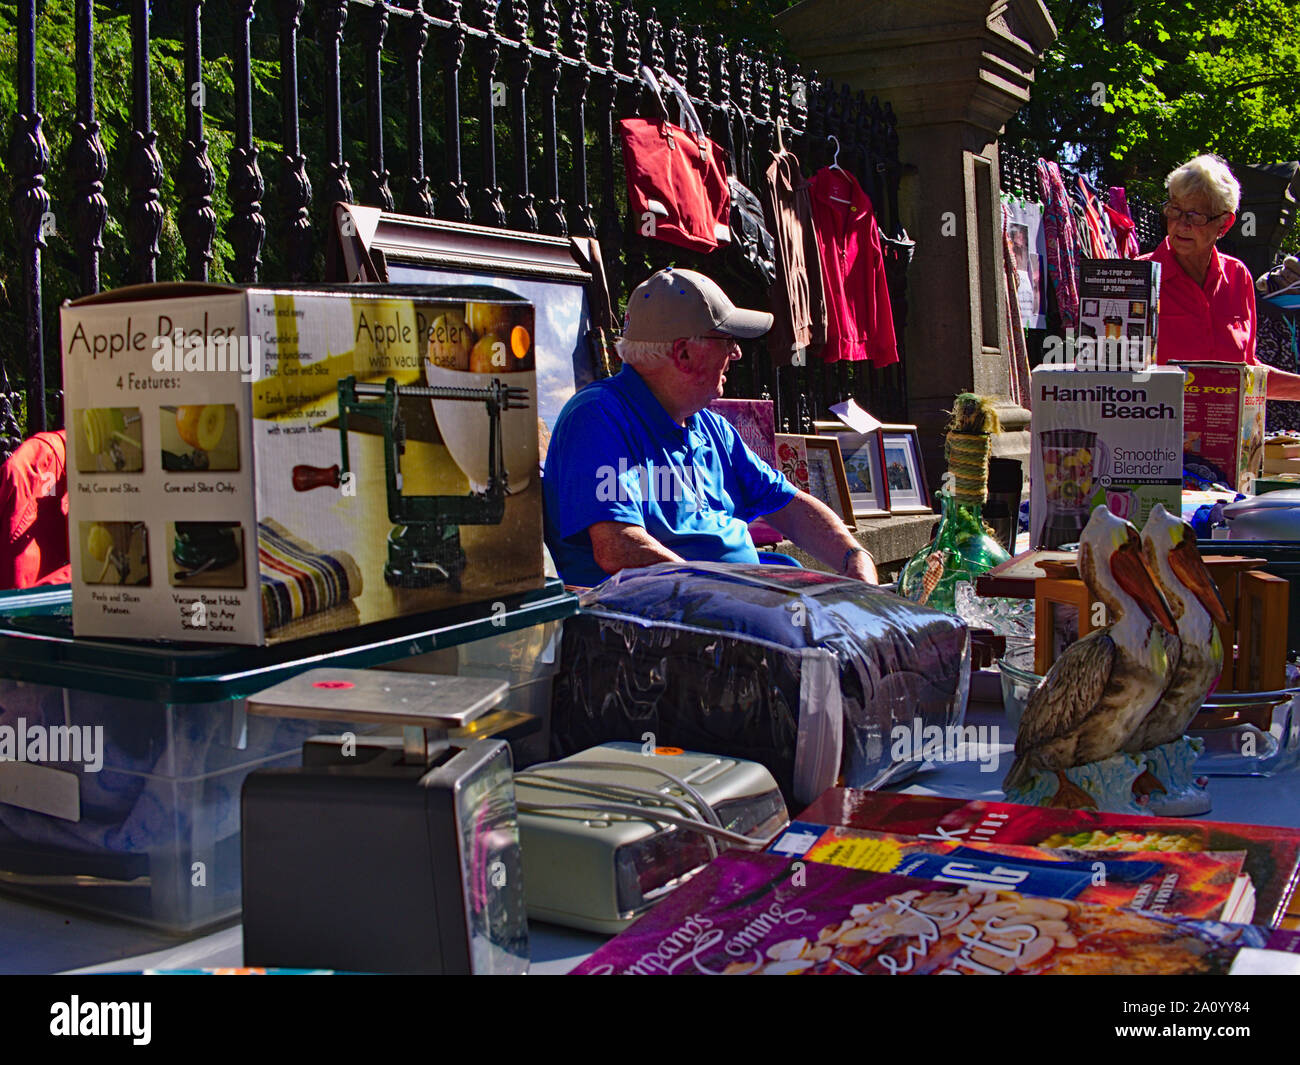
left=621, top=268, right=773, bottom=342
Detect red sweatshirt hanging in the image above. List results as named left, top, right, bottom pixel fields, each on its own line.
left=0, top=430, right=70, bottom=589
left=809, top=167, right=898, bottom=367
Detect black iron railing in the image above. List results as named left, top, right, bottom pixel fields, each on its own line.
left=998, top=143, right=1165, bottom=251
left=3, top=0, right=908, bottom=456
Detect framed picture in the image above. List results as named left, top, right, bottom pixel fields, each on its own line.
left=813, top=421, right=890, bottom=519
left=774, top=433, right=809, bottom=492
left=1034, top=577, right=1100, bottom=675
left=332, top=205, right=607, bottom=461
left=803, top=437, right=857, bottom=529
left=879, top=424, right=932, bottom=514
left=709, top=399, right=782, bottom=545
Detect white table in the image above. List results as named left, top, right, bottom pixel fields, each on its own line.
left=4, top=707, right=1297, bottom=974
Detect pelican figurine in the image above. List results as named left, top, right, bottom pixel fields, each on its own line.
left=1004, top=507, right=1179, bottom=807
left=1125, top=504, right=1228, bottom=754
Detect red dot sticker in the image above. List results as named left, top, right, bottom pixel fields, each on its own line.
left=313, top=680, right=355, bottom=690
left=654, top=746, right=684, bottom=756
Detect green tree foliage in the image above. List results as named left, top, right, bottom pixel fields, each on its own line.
left=1006, top=0, right=1300, bottom=204
left=0, top=2, right=277, bottom=430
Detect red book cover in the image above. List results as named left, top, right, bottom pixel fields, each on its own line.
left=797, top=790, right=1300, bottom=929
left=707, top=399, right=782, bottom=545
left=770, top=821, right=1250, bottom=921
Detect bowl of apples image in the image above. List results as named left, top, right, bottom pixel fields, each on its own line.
left=423, top=302, right=536, bottom=495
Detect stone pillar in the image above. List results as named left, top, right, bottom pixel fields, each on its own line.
left=776, top=0, right=1056, bottom=485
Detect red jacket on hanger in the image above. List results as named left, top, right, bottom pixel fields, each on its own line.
left=0, top=430, right=70, bottom=589
left=809, top=167, right=898, bottom=367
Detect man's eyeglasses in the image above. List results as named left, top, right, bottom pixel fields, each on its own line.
left=1162, top=202, right=1227, bottom=228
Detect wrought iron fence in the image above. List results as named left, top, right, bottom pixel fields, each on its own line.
left=3, top=0, right=907, bottom=457
left=998, top=143, right=1165, bottom=251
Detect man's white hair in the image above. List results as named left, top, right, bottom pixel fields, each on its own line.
left=615, top=335, right=719, bottom=368
left=614, top=337, right=676, bottom=367
left=1167, top=154, right=1240, bottom=218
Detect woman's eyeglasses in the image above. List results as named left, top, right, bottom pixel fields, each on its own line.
left=1162, top=202, right=1227, bottom=228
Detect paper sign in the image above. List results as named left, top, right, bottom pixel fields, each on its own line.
left=828, top=399, right=881, bottom=435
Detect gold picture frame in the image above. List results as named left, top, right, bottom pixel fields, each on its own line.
left=803, top=436, right=859, bottom=528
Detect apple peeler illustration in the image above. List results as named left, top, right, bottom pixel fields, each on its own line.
left=292, top=376, right=530, bottom=591
left=87, top=521, right=148, bottom=584
left=82, top=409, right=142, bottom=471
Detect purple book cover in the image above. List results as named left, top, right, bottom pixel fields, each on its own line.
left=708, top=399, right=777, bottom=465
left=571, top=852, right=1300, bottom=975
left=708, top=399, right=783, bottom=546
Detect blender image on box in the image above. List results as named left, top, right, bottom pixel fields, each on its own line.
left=1038, top=429, right=1109, bottom=549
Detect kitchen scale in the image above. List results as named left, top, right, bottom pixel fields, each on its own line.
left=241, top=668, right=530, bottom=974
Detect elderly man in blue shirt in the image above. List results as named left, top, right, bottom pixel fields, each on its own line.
left=542, top=268, right=878, bottom=587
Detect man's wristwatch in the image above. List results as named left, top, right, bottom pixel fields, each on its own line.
left=841, top=545, right=872, bottom=574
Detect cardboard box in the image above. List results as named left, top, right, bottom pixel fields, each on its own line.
left=1076, top=259, right=1161, bottom=371
left=1030, top=364, right=1184, bottom=548
left=62, top=282, right=543, bottom=644
left=1173, top=361, right=1267, bottom=493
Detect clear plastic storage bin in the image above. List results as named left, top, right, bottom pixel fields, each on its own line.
left=0, top=682, right=360, bottom=933
left=0, top=582, right=576, bottom=934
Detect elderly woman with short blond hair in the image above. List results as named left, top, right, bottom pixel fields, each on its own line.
left=1144, top=154, right=1300, bottom=400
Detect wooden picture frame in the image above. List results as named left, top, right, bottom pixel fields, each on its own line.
left=803, top=437, right=858, bottom=529
left=812, top=421, right=890, bottom=519
left=879, top=423, right=932, bottom=515
left=1033, top=577, right=1100, bottom=675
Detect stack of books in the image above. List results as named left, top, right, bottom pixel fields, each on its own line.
left=572, top=790, right=1300, bottom=976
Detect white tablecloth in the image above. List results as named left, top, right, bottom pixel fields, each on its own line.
left=4, top=708, right=1297, bottom=974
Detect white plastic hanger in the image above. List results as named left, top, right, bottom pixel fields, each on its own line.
left=825, top=135, right=851, bottom=204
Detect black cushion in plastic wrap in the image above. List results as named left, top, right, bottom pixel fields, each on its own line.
left=550, top=563, right=971, bottom=804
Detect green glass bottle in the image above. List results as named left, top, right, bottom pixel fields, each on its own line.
left=898, top=393, right=1011, bottom=614
left=898, top=488, right=1010, bottom=614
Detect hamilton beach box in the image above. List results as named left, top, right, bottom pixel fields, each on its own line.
left=1030, top=364, right=1184, bottom=549
left=61, top=282, right=544, bottom=645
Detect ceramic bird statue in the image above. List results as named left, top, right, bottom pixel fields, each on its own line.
left=1124, top=504, right=1228, bottom=753
left=1003, top=506, right=1179, bottom=807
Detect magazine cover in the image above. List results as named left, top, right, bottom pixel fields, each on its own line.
left=572, top=852, right=1300, bottom=976
left=797, top=790, right=1300, bottom=928
left=709, top=399, right=781, bottom=545
left=770, top=821, right=1250, bottom=921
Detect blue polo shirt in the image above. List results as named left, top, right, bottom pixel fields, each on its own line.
left=542, top=366, right=798, bottom=587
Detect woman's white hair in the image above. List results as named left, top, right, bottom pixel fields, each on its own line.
left=1167, top=154, right=1241, bottom=218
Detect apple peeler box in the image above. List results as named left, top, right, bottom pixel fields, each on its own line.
left=61, top=281, right=544, bottom=646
